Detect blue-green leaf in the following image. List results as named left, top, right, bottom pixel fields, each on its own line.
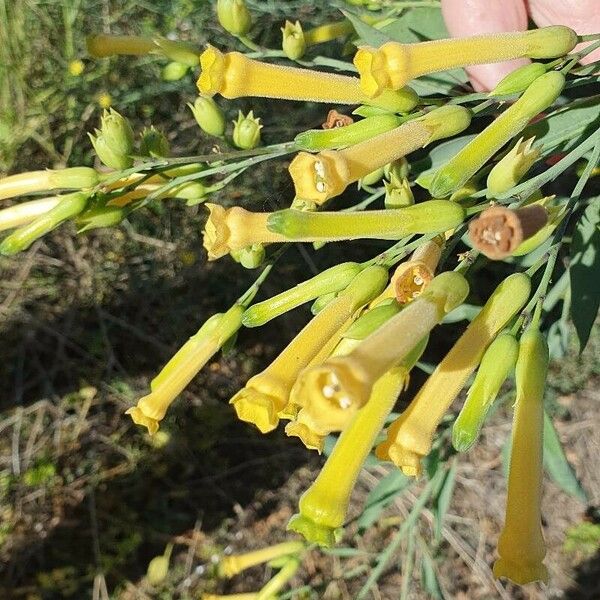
left=420, top=547, right=443, bottom=600
left=569, top=198, right=600, bottom=352
left=341, top=9, right=390, bottom=48
left=433, top=460, right=457, bottom=541
left=358, top=469, right=412, bottom=531
left=543, top=410, right=587, bottom=502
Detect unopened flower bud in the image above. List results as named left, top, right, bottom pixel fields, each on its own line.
left=494, top=326, right=549, bottom=584
left=189, top=96, right=226, bottom=138
left=217, top=0, right=252, bottom=36
left=469, top=204, right=548, bottom=260
left=430, top=71, right=565, bottom=198
left=0, top=192, right=89, bottom=255
left=282, top=20, right=306, bottom=60
left=489, top=63, right=548, bottom=97
left=154, top=38, right=200, bottom=66
left=487, top=137, right=540, bottom=195
left=89, top=109, right=134, bottom=170
left=171, top=181, right=207, bottom=205
left=359, top=166, right=385, bottom=187
left=243, top=262, right=361, bottom=327
left=77, top=201, right=128, bottom=232
left=162, top=61, right=189, bottom=81
left=294, top=114, right=402, bottom=152
left=310, top=291, right=337, bottom=315
left=230, top=243, right=266, bottom=269
left=232, top=110, right=262, bottom=149
left=341, top=300, right=401, bottom=340
left=452, top=332, right=519, bottom=452
left=139, top=126, right=170, bottom=158
left=146, top=544, right=173, bottom=586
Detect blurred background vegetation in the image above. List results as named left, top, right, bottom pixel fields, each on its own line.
left=0, top=1, right=599, bottom=598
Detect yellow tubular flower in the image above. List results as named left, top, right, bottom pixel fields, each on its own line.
left=288, top=105, right=471, bottom=205
left=391, top=237, right=443, bottom=303
left=0, top=168, right=99, bottom=201
left=304, top=20, right=354, bottom=45
left=230, top=265, right=388, bottom=433
left=0, top=197, right=61, bottom=232
left=293, top=272, right=469, bottom=434
left=202, top=203, right=288, bottom=261
left=354, top=25, right=576, bottom=97
left=126, top=304, right=244, bottom=434
left=288, top=339, right=426, bottom=546
left=197, top=46, right=418, bottom=112
left=494, top=327, right=549, bottom=584
left=218, top=541, right=304, bottom=578
left=378, top=273, right=531, bottom=476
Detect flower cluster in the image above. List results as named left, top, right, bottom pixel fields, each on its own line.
left=1, top=0, right=596, bottom=594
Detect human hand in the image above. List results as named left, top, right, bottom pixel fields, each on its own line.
left=441, top=0, right=600, bottom=91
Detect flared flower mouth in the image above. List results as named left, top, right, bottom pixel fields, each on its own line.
left=353, top=47, right=390, bottom=98
left=203, top=203, right=230, bottom=260
left=198, top=45, right=226, bottom=96
left=288, top=151, right=349, bottom=205
left=125, top=405, right=160, bottom=435
left=230, top=386, right=281, bottom=433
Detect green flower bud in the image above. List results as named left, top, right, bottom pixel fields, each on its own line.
left=170, top=181, right=207, bottom=205
left=89, top=109, right=134, bottom=170
left=342, top=299, right=401, bottom=340
left=489, top=63, right=548, bottom=97
left=487, top=137, right=540, bottom=195
left=282, top=20, right=306, bottom=60
left=384, top=157, right=409, bottom=180
left=232, top=110, right=262, bottom=150
left=310, top=291, right=337, bottom=315
left=242, top=261, right=362, bottom=327
left=161, top=61, right=189, bottom=81
left=452, top=332, right=519, bottom=452
left=146, top=544, right=173, bottom=586
left=430, top=71, right=565, bottom=198
left=295, top=114, right=402, bottom=152
left=188, top=97, right=226, bottom=138
left=47, top=167, right=99, bottom=190
left=0, top=191, right=89, bottom=255
left=384, top=173, right=414, bottom=208
left=359, top=166, right=385, bottom=187
left=77, top=201, right=128, bottom=232
left=230, top=243, right=266, bottom=269
left=154, top=38, right=199, bottom=67
left=418, top=105, right=473, bottom=144
left=216, top=0, right=252, bottom=36
left=139, top=126, right=170, bottom=158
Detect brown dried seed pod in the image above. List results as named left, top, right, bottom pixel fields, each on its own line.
left=322, top=109, right=354, bottom=129
left=469, top=204, right=548, bottom=260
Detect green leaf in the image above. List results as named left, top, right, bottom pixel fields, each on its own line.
left=569, top=198, right=600, bottom=352
left=523, top=96, right=600, bottom=153
left=358, top=469, right=412, bottom=531
left=419, top=547, right=443, bottom=600
left=433, top=460, right=457, bottom=541
left=341, top=9, right=390, bottom=48
left=547, top=319, right=571, bottom=359
left=543, top=410, right=587, bottom=502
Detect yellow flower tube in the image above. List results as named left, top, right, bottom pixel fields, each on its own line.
left=255, top=557, right=300, bottom=600
left=354, top=26, right=576, bottom=97
left=87, top=34, right=155, bottom=57
left=202, top=203, right=288, bottom=261
left=0, top=197, right=61, bottom=232
left=202, top=595, right=258, bottom=600
left=288, top=105, right=471, bottom=204
left=378, top=273, right=531, bottom=476
left=230, top=265, right=388, bottom=433
left=288, top=339, right=426, bottom=546
left=292, top=272, right=469, bottom=434
left=493, top=326, right=549, bottom=585
left=126, top=304, right=244, bottom=434
left=197, top=46, right=418, bottom=113
left=218, top=541, right=305, bottom=578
